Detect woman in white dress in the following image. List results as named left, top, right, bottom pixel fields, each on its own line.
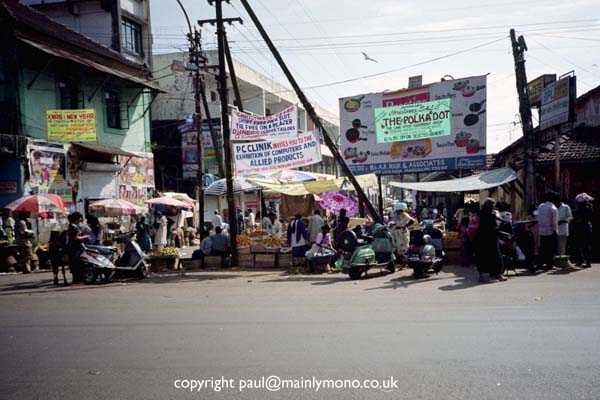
left=155, top=212, right=168, bottom=250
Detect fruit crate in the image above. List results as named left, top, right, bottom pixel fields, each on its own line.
left=250, top=244, right=266, bottom=254
left=277, top=253, right=292, bottom=268
left=254, top=254, right=277, bottom=268
left=238, top=254, right=254, bottom=268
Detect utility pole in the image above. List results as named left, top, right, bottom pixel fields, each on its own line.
left=510, top=29, right=537, bottom=216
left=204, top=0, right=243, bottom=267
left=238, top=0, right=382, bottom=224
left=190, top=28, right=205, bottom=230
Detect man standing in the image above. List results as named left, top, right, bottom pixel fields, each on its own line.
left=287, top=213, right=308, bottom=259
left=554, top=196, right=573, bottom=257
left=307, top=210, right=324, bottom=244
left=16, top=213, right=33, bottom=273
left=537, top=192, right=559, bottom=270
left=211, top=210, right=223, bottom=230
left=247, top=209, right=255, bottom=230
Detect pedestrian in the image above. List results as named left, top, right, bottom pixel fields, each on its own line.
left=136, top=216, right=152, bottom=253
left=5, top=213, right=15, bottom=244
left=553, top=196, right=573, bottom=257
left=261, top=212, right=272, bottom=231
left=334, top=208, right=350, bottom=247
left=15, top=212, right=33, bottom=274
left=237, top=209, right=245, bottom=232
left=66, top=212, right=89, bottom=284
left=571, top=192, right=594, bottom=268
left=82, top=216, right=103, bottom=245
left=391, top=202, right=414, bottom=257
left=48, top=230, right=68, bottom=285
left=287, top=213, right=308, bottom=258
left=537, top=191, right=559, bottom=270
left=247, top=209, right=255, bottom=230
left=459, top=216, right=472, bottom=267
left=473, top=198, right=506, bottom=282
left=307, top=209, right=325, bottom=244
left=212, top=210, right=223, bottom=230
left=155, top=212, right=168, bottom=251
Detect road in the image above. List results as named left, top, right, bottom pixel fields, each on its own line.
left=1, top=264, right=599, bottom=400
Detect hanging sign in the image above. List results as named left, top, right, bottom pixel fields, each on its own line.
left=46, top=109, right=97, bottom=142
left=231, top=105, right=298, bottom=140
left=233, top=131, right=321, bottom=175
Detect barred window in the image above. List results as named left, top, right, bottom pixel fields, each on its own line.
left=121, top=17, right=142, bottom=55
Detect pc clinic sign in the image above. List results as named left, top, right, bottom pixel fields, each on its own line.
left=47, top=109, right=97, bottom=142
left=540, top=76, right=576, bottom=130
left=374, top=99, right=451, bottom=143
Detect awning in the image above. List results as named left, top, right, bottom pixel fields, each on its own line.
left=17, top=36, right=164, bottom=92
left=72, top=142, right=140, bottom=158
left=388, top=167, right=517, bottom=192
left=247, top=173, right=378, bottom=195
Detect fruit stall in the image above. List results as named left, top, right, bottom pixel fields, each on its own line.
left=147, top=247, right=180, bottom=272
left=237, top=229, right=291, bottom=268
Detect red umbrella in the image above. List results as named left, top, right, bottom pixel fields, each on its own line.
left=3, top=194, right=67, bottom=216
left=145, top=196, right=192, bottom=208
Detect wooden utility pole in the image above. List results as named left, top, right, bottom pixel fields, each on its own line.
left=204, top=0, right=243, bottom=267
left=510, top=29, right=537, bottom=215
left=190, top=28, right=205, bottom=230
left=238, top=0, right=382, bottom=224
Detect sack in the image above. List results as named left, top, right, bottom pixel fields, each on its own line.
left=515, top=245, right=526, bottom=262
left=467, top=215, right=480, bottom=242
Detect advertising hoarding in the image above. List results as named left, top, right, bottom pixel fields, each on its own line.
left=46, top=109, right=97, bottom=142
left=540, top=76, right=576, bottom=130
left=231, top=105, right=298, bottom=140
left=339, top=75, right=487, bottom=174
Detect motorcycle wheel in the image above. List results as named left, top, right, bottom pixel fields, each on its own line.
left=136, top=264, right=148, bottom=279
left=348, top=269, right=362, bottom=280
left=82, top=268, right=98, bottom=284
left=387, top=262, right=396, bottom=273
left=413, top=265, right=425, bottom=279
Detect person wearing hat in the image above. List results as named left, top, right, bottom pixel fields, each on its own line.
left=391, top=202, right=414, bottom=257
left=572, top=192, right=594, bottom=268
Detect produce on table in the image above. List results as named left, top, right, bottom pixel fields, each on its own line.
left=237, top=235, right=252, bottom=246
left=148, top=247, right=179, bottom=257
left=248, top=229, right=268, bottom=238
left=263, top=237, right=287, bottom=247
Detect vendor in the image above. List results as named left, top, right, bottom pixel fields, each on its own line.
left=391, top=202, right=414, bottom=256
left=305, top=224, right=334, bottom=258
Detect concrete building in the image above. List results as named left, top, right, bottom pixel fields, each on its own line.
left=21, top=0, right=153, bottom=67
left=150, top=50, right=340, bottom=194
left=0, top=0, right=161, bottom=210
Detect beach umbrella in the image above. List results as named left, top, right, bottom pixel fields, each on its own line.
left=319, top=191, right=359, bottom=217
left=89, top=198, right=140, bottom=216
left=3, top=194, right=66, bottom=216
left=270, top=169, right=316, bottom=183
left=204, top=178, right=257, bottom=196
left=145, top=196, right=192, bottom=208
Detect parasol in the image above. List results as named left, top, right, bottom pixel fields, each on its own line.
left=2, top=194, right=66, bottom=216
left=270, top=169, right=317, bottom=183
left=145, top=196, right=192, bottom=208
left=319, top=191, right=358, bottom=217
left=89, top=198, right=140, bottom=216
left=204, top=178, right=258, bottom=196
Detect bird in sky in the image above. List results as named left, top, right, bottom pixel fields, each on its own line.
left=361, top=52, right=378, bottom=63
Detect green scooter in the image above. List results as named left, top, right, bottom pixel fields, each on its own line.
left=337, top=224, right=396, bottom=280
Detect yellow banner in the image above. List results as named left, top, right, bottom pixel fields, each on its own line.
left=47, top=109, right=97, bottom=142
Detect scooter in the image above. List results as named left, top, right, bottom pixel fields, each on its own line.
left=81, top=233, right=148, bottom=284
left=337, top=224, right=396, bottom=280
left=406, top=228, right=444, bottom=279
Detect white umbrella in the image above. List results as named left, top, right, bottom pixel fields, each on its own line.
left=205, top=178, right=257, bottom=196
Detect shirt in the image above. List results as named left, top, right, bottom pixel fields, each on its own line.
left=212, top=214, right=223, bottom=229
left=307, top=214, right=324, bottom=243
left=211, top=233, right=229, bottom=252
left=537, top=201, right=558, bottom=236
left=261, top=217, right=272, bottom=230
left=247, top=212, right=255, bottom=228
left=200, top=236, right=213, bottom=255
left=288, top=219, right=307, bottom=248
left=557, top=203, right=573, bottom=236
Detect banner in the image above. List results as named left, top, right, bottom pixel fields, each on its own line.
left=179, top=119, right=220, bottom=178
left=233, top=131, right=321, bottom=175
left=25, top=140, right=73, bottom=203
left=118, top=152, right=155, bottom=206
left=231, top=105, right=298, bottom=140
left=374, top=98, right=451, bottom=143
left=540, top=76, right=575, bottom=130
left=339, top=75, right=487, bottom=174
left=46, top=109, right=97, bottom=142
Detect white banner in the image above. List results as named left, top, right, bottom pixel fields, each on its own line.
left=233, top=131, right=321, bottom=175
left=231, top=105, right=298, bottom=140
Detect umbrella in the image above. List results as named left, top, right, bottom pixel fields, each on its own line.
left=3, top=194, right=66, bottom=216
left=271, top=169, right=317, bottom=183
left=145, top=196, right=192, bottom=208
left=319, top=191, right=359, bottom=217
left=89, top=198, right=140, bottom=216
left=162, top=192, right=196, bottom=204
left=204, top=178, right=257, bottom=196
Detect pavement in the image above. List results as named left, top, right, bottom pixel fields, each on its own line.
left=0, top=264, right=599, bottom=400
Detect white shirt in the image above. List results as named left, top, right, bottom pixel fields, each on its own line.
left=212, top=213, right=223, bottom=229
left=557, top=203, right=573, bottom=236
left=537, top=201, right=558, bottom=236
left=248, top=212, right=255, bottom=228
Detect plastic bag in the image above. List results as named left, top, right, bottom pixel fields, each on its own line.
left=516, top=245, right=526, bottom=262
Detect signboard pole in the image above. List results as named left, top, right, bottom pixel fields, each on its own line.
left=239, top=0, right=383, bottom=224
left=377, top=175, right=383, bottom=217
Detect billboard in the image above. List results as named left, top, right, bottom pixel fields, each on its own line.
left=179, top=119, right=220, bottom=179
left=527, top=74, right=556, bottom=107
left=46, top=109, right=97, bottom=142
left=540, top=76, right=576, bottom=130
left=339, top=75, right=487, bottom=174
left=25, top=140, right=73, bottom=203
left=231, top=105, right=298, bottom=140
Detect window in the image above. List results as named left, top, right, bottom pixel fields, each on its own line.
left=58, top=79, right=80, bottom=109
left=121, top=17, right=143, bottom=55
left=105, top=90, right=122, bottom=129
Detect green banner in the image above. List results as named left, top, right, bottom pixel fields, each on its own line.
left=374, top=99, right=451, bottom=143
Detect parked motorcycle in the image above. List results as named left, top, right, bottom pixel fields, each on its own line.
left=499, top=220, right=535, bottom=273
left=338, top=223, right=396, bottom=280
left=406, top=227, right=444, bottom=279
left=81, top=233, right=148, bottom=284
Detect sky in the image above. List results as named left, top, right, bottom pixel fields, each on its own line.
left=150, top=0, right=600, bottom=153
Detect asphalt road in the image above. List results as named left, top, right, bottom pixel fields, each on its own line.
left=1, top=264, right=599, bottom=400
